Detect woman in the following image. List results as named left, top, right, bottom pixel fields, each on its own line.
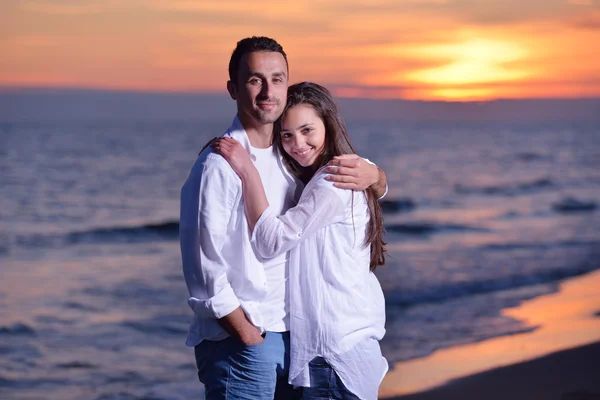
left=213, top=82, right=387, bottom=400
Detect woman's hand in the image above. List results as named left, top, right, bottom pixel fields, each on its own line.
left=211, top=136, right=268, bottom=232
left=211, top=137, right=254, bottom=178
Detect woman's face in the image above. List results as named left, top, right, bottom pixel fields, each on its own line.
left=280, top=104, right=326, bottom=167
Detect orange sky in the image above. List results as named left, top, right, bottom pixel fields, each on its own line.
left=1, top=0, right=600, bottom=100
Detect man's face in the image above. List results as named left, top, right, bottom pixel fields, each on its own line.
left=228, top=51, right=288, bottom=126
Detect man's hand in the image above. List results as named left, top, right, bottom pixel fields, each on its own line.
left=325, top=154, right=388, bottom=198
left=218, top=307, right=265, bottom=345
left=325, top=154, right=379, bottom=190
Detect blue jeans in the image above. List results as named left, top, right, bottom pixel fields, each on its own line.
left=301, top=357, right=360, bottom=400
left=194, top=331, right=301, bottom=400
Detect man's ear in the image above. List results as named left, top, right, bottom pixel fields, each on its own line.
left=227, top=80, right=238, bottom=100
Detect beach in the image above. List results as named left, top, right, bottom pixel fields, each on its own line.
left=387, top=341, right=600, bottom=400
left=380, top=270, right=600, bottom=400
left=1, top=94, right=599, bottom=399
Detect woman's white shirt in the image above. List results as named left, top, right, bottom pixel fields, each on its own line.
left=251, top=170, right=388, bottom=400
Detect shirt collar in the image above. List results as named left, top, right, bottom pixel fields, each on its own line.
left=225, top=115, right=275, bottom=162
left=224, top=115, right=300, bottom=186
left=225, top=115, right=251, bottom=149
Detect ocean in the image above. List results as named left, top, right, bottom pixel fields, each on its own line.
left=1, top=91, right=599, bottom=399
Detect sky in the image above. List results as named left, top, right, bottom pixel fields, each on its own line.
left=1, top=0, right=600, bottom=101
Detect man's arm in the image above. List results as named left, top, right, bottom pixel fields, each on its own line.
left=180, top=154, right=263, bottom=345
left=324, top=154, right=388, bottom=198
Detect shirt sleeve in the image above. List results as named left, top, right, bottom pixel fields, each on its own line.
left=250, top=173, right=347, bottom=259
left=379, top=183, right=389, bottom=200
left=180, top=153, right=241, bottom=319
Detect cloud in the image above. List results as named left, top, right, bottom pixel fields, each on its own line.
left=568, top=12, right=600, bottom=28
left=20, top=1, right=107, bottom=15
left=567, top=0, right=594, bottom=5
left=148, top=0, right=309, bottom=23
left=2, top=0, right=600, bottom=99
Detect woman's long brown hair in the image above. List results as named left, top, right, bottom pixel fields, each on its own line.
left=274, top=82, right=386, bottom=270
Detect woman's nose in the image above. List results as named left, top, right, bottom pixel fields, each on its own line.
left=293, top=135, right=304, bottom=148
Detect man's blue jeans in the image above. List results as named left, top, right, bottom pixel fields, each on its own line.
left=194, top=331, right=301, bottom=400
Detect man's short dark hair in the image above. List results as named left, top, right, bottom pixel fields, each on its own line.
left=228, top=36, right=288, bottom=84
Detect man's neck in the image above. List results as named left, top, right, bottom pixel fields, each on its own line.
left=238, top=115, right=274, bottom=149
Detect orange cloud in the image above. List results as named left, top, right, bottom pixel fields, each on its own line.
left=1, top=0, right=599, bottom=100
left=20, top=1, right=108, bottom=15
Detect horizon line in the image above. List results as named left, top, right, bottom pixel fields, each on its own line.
left=2, top=85, right=600, bottom=104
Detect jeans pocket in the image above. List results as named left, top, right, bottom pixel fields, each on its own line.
left=195, top=340, right=218, bottom=384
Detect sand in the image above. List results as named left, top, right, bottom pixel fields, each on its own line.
left=385, top=341, right=600, bottom=400
left=379, top=270, right=600, bottom=399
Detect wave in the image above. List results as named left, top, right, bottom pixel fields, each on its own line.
left=386, top=222, right=489, bottom=235
left=380, top=198, right=416, bottom=213
left=9, top=218, right=489, bottom=249
left=0, top=376, right=17, bottom=388
left=515, top=152, right=548, bottom=162
left=0, top=376, right=67, bottom=389
left=121, top=320, right=188, bottom=336
left=12, top=221, right=180, bottom=249
left=384, top=255, right=599, bottom=307
left=480, top=240, right=600, bottom=251
left=455, top=177, right=555, bottom=196
left=0, top=323, right=36, bottom=336
left=63, top=301, right=100, bottom=312
left=56, top=362, right=98, bottom=369
left=0, top=234, right=9, bottom=254
left=552, top=197, right=597, bottom=213
left=67, top=221, right=179, bottom=243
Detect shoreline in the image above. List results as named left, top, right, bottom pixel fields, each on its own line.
left=384, top=341, right=600, bottom=400
left=379, top=269, right=600, bottom=399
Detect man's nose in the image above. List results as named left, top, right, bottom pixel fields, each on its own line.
left=259, top=81, right=273, bottom=98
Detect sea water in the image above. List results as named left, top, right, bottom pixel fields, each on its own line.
left=1, top=96, right=599, bottom=399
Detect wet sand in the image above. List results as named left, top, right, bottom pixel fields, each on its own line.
left=379, top=270, right=600, bottom=399
left=385, top=341, right=600, bottom=400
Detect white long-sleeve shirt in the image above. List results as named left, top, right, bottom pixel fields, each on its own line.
left=251, top=170, right=388, bottom=400
left=179, top=116, right=301, bottom=346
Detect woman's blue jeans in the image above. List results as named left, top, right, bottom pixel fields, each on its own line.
left=301, top=357, right=360, bottom=400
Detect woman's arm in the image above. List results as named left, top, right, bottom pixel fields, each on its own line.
left=213, top=138, right=349, bottom=259
left=238, top=164, right=269, bottom=232
left=212, top=137, right=269, bottom=232
left=251, top=175, right=346, bottom=259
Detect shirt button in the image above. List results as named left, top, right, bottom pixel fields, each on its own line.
left=297, top=232, right=302, bottom=237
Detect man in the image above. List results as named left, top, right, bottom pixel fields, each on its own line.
left=180, top=36, right=387, bottom=400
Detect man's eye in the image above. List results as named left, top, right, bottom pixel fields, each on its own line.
left=248, top=78, right=261, bottom=85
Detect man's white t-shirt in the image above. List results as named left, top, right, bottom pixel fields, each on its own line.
left=251, top=145, right=297, bottom=332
